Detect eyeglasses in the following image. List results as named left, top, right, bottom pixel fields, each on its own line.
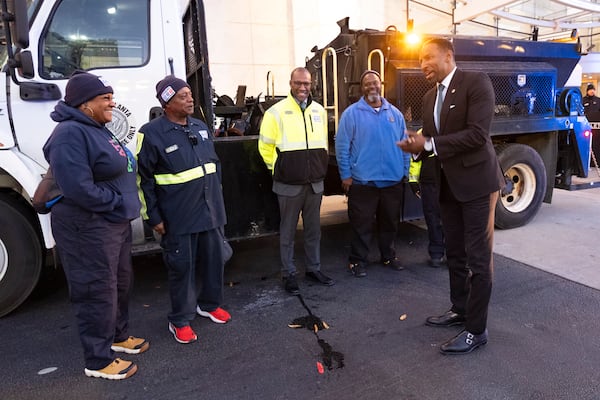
left=292, top=81, right=311, bottom=87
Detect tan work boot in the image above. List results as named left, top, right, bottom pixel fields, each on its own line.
left=84, top=358, right=137, bottom=380
left=111, top=336, right=150, bottom=354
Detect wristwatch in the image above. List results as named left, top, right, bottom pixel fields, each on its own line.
left=424, top=138, right=433, bottom=152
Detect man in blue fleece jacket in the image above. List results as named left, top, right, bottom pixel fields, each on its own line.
left=335, top=70, right=410, bottom=277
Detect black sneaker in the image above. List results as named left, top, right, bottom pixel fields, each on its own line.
left=283, top=275, right=300, bottom=295
left=348, top=263, right=367, bottom=277
left=382, top=258, right=404, bottom=271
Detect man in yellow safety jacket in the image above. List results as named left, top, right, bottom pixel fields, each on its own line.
left=258, top=67, right=334, bottom=295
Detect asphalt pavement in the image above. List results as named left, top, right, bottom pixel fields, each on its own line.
left=2, top=189, right=600, bottom=400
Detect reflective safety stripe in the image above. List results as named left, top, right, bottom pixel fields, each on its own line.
left=135, top=132, right=144, bottom=157
left=154, top=162, right=217, bottom=185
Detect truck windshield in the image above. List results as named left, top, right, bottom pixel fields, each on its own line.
left=40, top=0, right=149, bottom=79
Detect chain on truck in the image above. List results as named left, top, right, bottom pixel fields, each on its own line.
left=0, top=0, right=592, bottom=317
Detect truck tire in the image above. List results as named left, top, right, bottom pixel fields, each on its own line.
left=495, top=143, right=547, bottom=229
left=0, top=195, right=43, bottom=317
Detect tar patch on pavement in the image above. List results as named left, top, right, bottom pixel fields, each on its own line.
left=288, top=294, right=345, bottom=371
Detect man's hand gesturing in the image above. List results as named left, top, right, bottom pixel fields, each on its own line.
left=397, top=130, right=426, bottom=154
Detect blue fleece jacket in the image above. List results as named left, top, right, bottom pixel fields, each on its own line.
left=43, top=101, right=140, bottom=223
left=335, top=97, right=410, bottom=185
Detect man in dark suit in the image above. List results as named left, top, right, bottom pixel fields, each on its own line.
left=399, top=38, right=505, bottom=355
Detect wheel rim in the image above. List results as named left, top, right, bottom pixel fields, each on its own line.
left=0, top=238, right=7, bottom=282
left=501, top=162, right=536, bottom=213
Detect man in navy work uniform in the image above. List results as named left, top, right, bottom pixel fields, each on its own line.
left=137, top=76, right=231, bottom=344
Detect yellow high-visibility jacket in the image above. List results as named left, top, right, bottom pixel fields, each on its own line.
left=409, top=158, right=422, bottom=183
left=258, top=94, right=328, bottom=184
left=408, top=128, right=423, bottom=183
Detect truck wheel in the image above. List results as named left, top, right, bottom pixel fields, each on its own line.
left=0, top=195, right=42, bottom=317
left=495, top=143, right=547, bottom=229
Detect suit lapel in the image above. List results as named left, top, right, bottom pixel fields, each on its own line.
left=439, top=70, right=464, bottom=134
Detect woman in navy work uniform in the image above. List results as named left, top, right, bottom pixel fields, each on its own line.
left=43, top=71, right=148, bottom=380
left=136, top=76, right=230, bottom=345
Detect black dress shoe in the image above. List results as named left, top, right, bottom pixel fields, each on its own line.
left=283, top=275, right=300, bottom=295
left=305, top=271, right=334, bottom=286
left=425, top=310, right=466, bottom=327
left=440, top=329, right=488, bottom=355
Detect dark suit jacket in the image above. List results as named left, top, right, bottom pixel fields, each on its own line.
left=422, top=69, right=504, bottom=202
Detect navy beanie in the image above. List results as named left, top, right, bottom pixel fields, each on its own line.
left=64, top=70, right=113, bottom=107
left=156, top=75, right=190, bottom=107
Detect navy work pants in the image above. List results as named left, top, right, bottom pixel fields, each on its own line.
left=52, top=206, right=133, bottom=370
left=161, top=228, right=224, bottom=327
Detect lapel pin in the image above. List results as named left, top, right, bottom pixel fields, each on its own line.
left=451, top=89, right=456, bottom=93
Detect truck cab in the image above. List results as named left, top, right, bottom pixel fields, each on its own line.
left=0, top=0, right=278, bottom=317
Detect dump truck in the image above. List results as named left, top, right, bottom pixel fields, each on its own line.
left=307, top=18, right=592, bottom=229
left=0, top=1, right=591, bottom=317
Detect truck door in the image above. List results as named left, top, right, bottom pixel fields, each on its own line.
left=13, top=0, right=156, bottom=168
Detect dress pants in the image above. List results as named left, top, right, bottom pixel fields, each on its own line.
left=52, top=206, right=133, bottom=370
left=439, top=172, right=498, bottom=334
left=347, top=182, right=403, bottom=265
left=277, top=183, right=323, bottom=276
left=161, top=229, right=224, bottom=327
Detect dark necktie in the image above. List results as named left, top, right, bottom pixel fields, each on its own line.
left=435, top=83, right=444, bottom=131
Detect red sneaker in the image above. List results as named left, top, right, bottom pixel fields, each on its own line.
left=168, top=323, right=197, bottom=344
left=196, top=306, right=231, bottom=324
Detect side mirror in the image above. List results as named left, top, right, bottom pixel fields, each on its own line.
left=15, top=50, right=34, bottom=79
left=11, top=0, right=29, bottom=49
